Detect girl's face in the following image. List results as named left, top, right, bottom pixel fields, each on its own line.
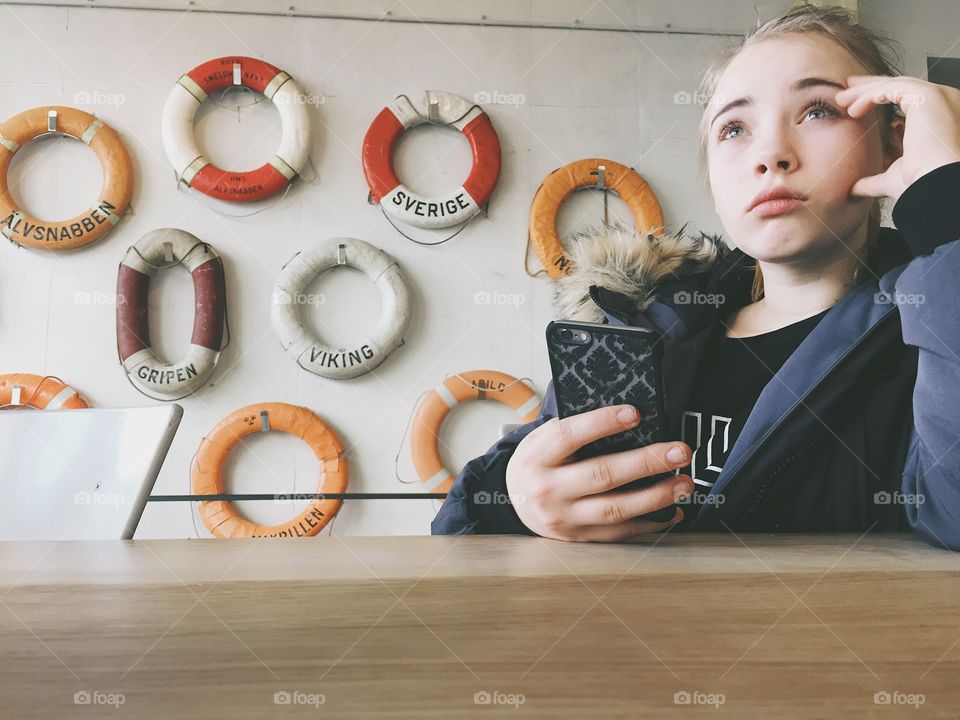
left=706, top=33, right=893, bottom=265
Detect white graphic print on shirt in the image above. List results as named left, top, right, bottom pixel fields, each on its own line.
left=680, top=410, right=734, bottom=488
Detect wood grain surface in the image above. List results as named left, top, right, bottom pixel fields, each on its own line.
left=0, top=533, right=957, bottom=718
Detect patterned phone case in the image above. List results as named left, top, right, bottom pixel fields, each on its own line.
left=546, top=320, right=666, bottom=461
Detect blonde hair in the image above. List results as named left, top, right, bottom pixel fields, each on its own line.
left=695, top=3, right=904, bottom=301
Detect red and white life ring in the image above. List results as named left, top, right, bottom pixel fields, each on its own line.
left=161, top=56, right=312, bottom=203
left=362, top=90, right=501, bottom=229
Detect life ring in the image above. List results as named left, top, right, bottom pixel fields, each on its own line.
left=362, top=90, right=501, bottom=229
left=411, top=370, right=540, bottom=493
left=117, top=228, right=226, bottom=400
left=161, top=56, right=312, bottom=203
left=0, top=374, right=89, bottom=409
left=529, top=158, right=665, bottom=279
left=0, top=106, right=132, bottom=251
left=191, top=402, right=348, bottom=538
left=271, top=237, right=411, bottom=380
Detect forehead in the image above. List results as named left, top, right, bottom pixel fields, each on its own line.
left=710, top=33, right=866, bottom=108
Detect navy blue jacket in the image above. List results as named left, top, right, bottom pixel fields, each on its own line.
left=432, top=162, right=960, bottom=551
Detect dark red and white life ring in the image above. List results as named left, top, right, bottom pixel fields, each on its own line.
left=116, top=228, right=226, bottom=400
left=161, top=56, right=312, bottom=203
left=362, top=90, right=500, bottom=229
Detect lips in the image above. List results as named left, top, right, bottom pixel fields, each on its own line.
left=748, top=186, right=806, bottom=218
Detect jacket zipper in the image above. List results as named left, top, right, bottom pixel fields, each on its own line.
left=734, top=431, right=823, bottom=525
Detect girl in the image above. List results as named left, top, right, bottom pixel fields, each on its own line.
left=433, top=4, right=960, bottom=548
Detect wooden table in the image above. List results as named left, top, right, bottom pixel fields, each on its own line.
left=0, top=533, right=958, bottom=718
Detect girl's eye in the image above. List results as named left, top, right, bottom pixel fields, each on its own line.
left=717, top=120, right=742, bottom=141
left=716, top=97, right=839, bottom=142
left=803, top=97, right=839, bottom=121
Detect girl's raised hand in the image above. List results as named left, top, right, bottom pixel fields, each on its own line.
left=835, top=75, right=960, bottom=201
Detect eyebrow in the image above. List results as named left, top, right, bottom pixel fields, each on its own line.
left=709, top=77, right=847, bottom=129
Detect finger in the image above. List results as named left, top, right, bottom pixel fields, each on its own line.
left=845, top=74, right=886, bottom=85
left=840, top=79, right=924, bottom=117
left=567, top=473, right=694, bottom=526
left=575, top=506, right=684, bottom=542
left=850, top=172, right=890, bottom=198
left=556, top=440, right=692, bottom=498
left=534, top=405, right=643, bottom=466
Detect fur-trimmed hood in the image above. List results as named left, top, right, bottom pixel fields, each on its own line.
left=551, top=224, right=729, bottom=323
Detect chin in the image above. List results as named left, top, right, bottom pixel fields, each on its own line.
left=736, top=218, right=832, bottom=261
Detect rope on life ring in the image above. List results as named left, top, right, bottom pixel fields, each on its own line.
left=0, top=106, right=132, bottom=251
left=528, top=158, right=665, bottom=279
left=191, top=402, right=348, bottom=538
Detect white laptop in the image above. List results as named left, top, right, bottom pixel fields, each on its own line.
left=0, top=405, right=182, bottom=540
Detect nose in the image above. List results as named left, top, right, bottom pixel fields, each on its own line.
left=753, top=133, right=798, bottom=176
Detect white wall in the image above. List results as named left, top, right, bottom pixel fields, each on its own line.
left=1, top=0, right=945, bottom=538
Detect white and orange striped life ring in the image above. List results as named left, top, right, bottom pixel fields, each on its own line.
left=362, top=91, right=500, bottom=229
left=0, top=374, right=89, bottom=410
left=411, top=370, right=540, bottom=494
left=162, top=56, right=312, bottom=203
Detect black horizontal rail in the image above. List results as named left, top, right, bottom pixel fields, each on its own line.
left=149, top=493, right=447, bottom=502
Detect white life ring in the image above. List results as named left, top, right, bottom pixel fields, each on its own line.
left=117, top=228, right=226, bottom=399
left=271, top=238, right=411, bottom=380
left=362, top=90, right=501, bottom=229
left=161, top=56, right=312, bottom=203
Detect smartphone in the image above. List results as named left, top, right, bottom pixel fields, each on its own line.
left=545, top=319, right=677, bottom=522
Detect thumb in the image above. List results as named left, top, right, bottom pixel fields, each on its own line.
left=850, top=171, right=890, bottom=198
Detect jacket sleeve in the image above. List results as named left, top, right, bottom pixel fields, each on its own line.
left=889, top=161, right=960, bottom=550
left=430, top=381, right=558, bottom=536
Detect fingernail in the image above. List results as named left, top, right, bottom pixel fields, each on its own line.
left=667, top=445, right=688, bottom=463
left=618, top=407, right=639, bottom=424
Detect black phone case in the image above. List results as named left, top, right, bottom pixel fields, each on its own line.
left=546, top=320, right=677, bottom=522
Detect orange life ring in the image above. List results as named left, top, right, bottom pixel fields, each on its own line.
left=0, top=106, right=133, bottom=251
left=191, top=402, right=348, bottom=538
left=411, top=370, right=540, bottom=494
left=528, top=158, right=664, bottom=279
left=0, top=374, right=89, bottom=409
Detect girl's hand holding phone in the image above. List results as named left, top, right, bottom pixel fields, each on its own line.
left=505, top=404, right=694, bottom=542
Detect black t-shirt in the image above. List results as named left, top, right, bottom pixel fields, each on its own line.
left=675, top=307, right=830, bottom=520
